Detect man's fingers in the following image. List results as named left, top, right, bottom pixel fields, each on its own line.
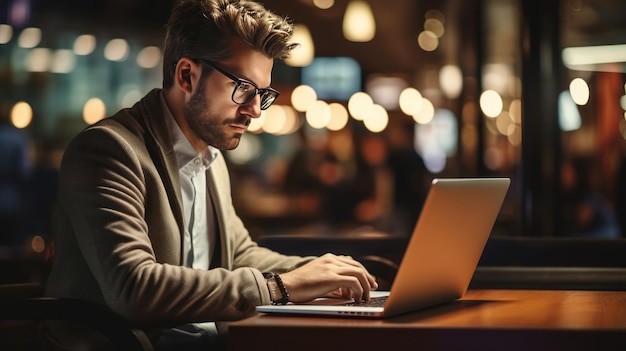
left=337, top=256, right=378, bottom=300
left=284, top=254, right=379, bottom=302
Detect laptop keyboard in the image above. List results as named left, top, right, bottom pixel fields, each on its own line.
left=347, top=295, right=388, bottom=307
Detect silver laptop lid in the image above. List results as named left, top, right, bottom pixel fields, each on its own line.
left=383, top=177, right=510, bottom=317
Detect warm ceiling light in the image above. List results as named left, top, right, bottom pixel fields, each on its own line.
left=348, top=92, right=373, bottom=120
left=562, top=44, right=626, bottom=68
left=291, top=85, right=317, bottom=112
left=73, top=34, right=96, bottom=55
left=0, top=24, right=13, bottom=44
left=569, top=78, right=590, bottom=106
left=412, top=98, right=434, bottom=124
left=399, top=87, right=423, bottom=116
left=342, top=1, right=375, bottom=42
left=262, top=105, right=287, bottom=135
left=509, top=99, right=522, bottom=124
left=104, top=38, right=129, bottom=62
left=313, top=0, right=334, bottom=9
left=479, top=90, right=503, bottom=118
left=306, top=100, right=331, bottom=129
left=285, top=24, right=314, bottom=67
left=83, top=97, right=107, bottom=125
left=17, top=27, right=41, bottom=48
left=137, top=46, right=162, bottom=68
left=10, top=101, right=32, bottom=129
left=439, top=65, right=463, bottom=99
left=424, top=18, right=445, bottom=38
left=327, top=103, right=349, bottom=131
left=363, top=104, right=388, bottom=133
left=417, top=31, right=438, bottom=51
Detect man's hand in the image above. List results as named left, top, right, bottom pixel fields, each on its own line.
left=278, top=253, right=378, bottom=303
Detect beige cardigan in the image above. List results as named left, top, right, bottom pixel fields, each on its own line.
left=45, top=89, right=311, bottom=327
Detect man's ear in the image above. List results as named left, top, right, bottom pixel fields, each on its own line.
left=174, top=57, right=200, bottom=95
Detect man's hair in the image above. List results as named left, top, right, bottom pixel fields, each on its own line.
left=162, top=0, right=297, bottom=88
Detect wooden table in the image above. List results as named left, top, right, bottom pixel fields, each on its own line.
left=228, top=289, right=626, bottom=351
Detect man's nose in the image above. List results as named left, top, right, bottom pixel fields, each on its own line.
left=241, top=94, right=262, bottom=118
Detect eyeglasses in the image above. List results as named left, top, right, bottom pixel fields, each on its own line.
left=196, top=59, right=280, bottom=110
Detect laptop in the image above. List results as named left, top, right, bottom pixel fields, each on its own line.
left=256, top=177, right=511, bottom=318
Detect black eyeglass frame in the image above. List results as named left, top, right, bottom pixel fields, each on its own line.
left=195, top=59, right=280, bottom=110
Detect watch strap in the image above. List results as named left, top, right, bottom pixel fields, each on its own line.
left=263, top=272, right=290, bottom=305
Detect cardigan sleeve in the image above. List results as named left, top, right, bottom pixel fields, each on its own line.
left=206, top=152, right=315, bottom=274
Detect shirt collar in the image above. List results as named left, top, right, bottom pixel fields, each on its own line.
left=160, top=92, right=218, bottom=171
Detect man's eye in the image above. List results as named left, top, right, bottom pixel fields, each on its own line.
left=238, top=82, right=253, bottom=92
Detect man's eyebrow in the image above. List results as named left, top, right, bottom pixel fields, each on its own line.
left=220, top=63, right=272, bottom=89
left=240, top=75, right=273, bottom=89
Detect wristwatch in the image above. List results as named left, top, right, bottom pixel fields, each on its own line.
left=263, top=272, right=290, bottom=305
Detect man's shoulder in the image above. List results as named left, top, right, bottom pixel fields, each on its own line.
left=74, top=89, right=163, bottom=144
left=104, top=89, right=162, bottom=132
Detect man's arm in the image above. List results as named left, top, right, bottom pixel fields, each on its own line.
left=51, top=124, right=270, bottom=323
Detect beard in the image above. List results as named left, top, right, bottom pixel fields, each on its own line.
left=183, top=83, right=249, bottom=150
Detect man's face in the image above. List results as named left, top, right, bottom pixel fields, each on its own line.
left=183, top=42, right=274, bottom=150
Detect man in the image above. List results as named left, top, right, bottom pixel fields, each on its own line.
left=43, top=0, right=377, bottom=349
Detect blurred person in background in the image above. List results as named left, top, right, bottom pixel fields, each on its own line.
left=386, top=123, right=429, bottom=236
left=352, top=134, right=394, bottom=231
left=22, top=142, right=60, bottom=242
left=0, top=103, right=32, bottom=247
left=561, top=156, right=620, bottom=238
left=43, top=0, right=377, bottom=350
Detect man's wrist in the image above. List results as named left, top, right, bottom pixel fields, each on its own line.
left=263, top=272, right=290, bottom=305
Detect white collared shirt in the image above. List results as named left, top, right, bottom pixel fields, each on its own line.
left=161, top=94, right=218, bottom=270
left=159, top=93, right=220, bottom=342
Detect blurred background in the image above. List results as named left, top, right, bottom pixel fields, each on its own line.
left=1, top=0, right=626, bottom=284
